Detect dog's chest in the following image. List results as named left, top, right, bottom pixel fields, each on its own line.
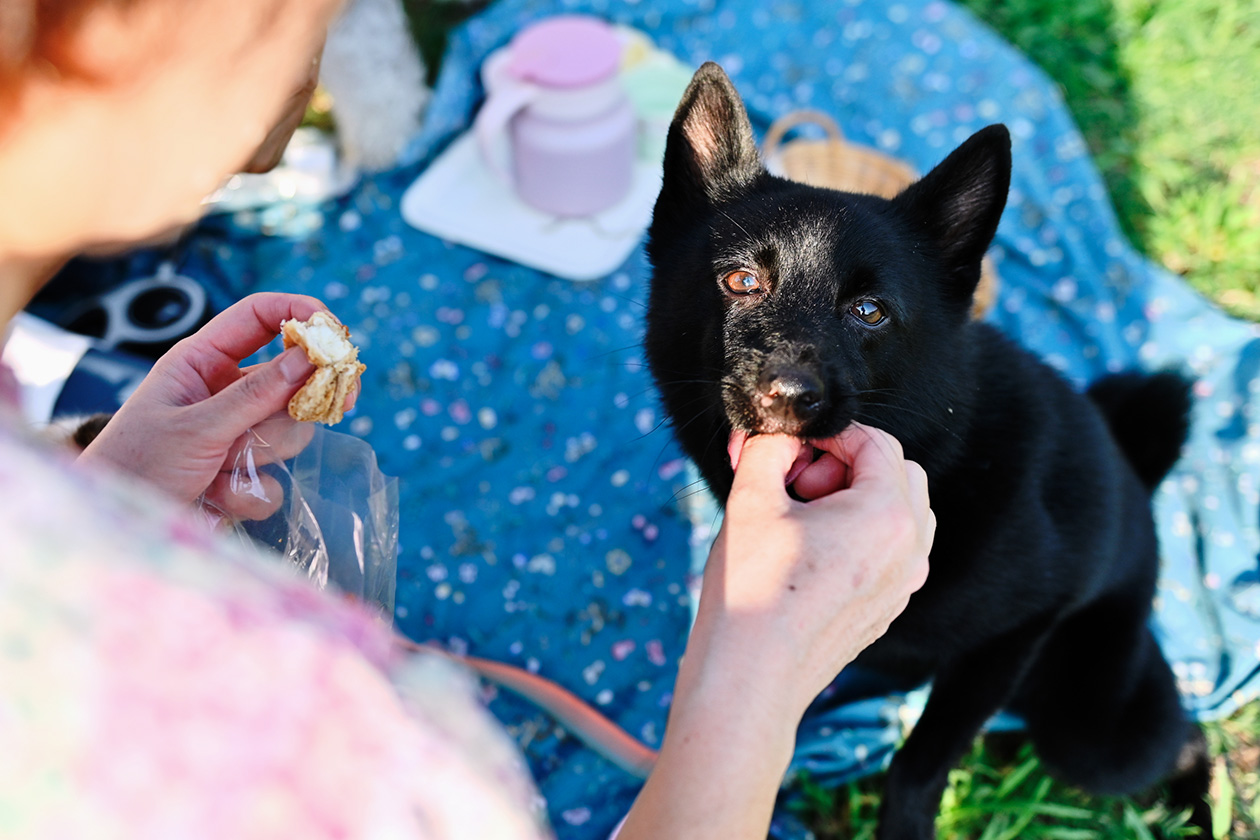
left=850, top=531, right=1030, bottom=676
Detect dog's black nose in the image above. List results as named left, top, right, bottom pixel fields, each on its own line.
left=758, top=368, right=825, bottom=427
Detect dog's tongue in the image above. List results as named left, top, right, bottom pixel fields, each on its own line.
left=728, top=430, right=814, bottom=487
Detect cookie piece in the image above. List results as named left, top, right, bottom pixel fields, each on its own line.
left=281, top=310, right=366, bottom=424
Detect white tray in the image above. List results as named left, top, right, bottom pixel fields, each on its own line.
left=400, top=131, right=664, bottom=281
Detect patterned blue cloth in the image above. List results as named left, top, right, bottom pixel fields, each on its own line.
left=51, top=0, right=1260, bottom=837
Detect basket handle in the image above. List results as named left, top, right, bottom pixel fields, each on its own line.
left=762, top=110, right=846, bottom=159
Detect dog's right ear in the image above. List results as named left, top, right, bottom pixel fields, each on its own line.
left=658, top=62, right=762, bottom=208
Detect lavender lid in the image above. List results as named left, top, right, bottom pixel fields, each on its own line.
left=507, top=15, right=621, bottom=89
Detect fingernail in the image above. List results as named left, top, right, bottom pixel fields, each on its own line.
left=728, top=429, right=748, bottom=471
left=280, top=347, right=313, bottom=382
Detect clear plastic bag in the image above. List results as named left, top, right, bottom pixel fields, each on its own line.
left=198, top=424, right=399, bottom=617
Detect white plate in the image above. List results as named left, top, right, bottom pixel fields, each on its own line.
left=400, top=131, right=664, bottom=281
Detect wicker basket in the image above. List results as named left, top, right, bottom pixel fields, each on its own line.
left=762, top=110, right=998, bottom=319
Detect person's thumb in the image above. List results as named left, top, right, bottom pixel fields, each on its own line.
left=727, top=433, right=805, bottom=510
left=200, top=347, right=313, bottom=444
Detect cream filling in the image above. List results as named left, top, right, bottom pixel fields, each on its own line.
left=286, top=312, right=354, bottom=366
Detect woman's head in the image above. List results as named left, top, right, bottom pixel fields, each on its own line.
left=0, top=0, right=341, bottom=259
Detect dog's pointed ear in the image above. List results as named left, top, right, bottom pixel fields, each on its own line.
left=658, top=62, right=763, bottom=207
left=892, top=124, right=1011, bottom=291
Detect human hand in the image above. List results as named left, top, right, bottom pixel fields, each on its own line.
left=617, top=424, right=932, bottom=840
left=78, top=293, right=356, bottom=519
left=687, top=424, right=934, bottom=722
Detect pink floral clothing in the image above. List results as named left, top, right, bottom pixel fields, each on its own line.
left=0, top=407, right=551, bottom=840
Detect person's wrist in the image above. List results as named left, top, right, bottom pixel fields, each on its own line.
left=619, top=636, right=802, bottom=840
left=669, top=660, right=799, bottom=777
left=689, top=588, right=831, bottom=709
left=673, top=620, right=806, bottom=761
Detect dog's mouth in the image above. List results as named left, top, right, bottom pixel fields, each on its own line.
left=722, top=390, right=830, bottom=442
left=723, top=371, right=858, bottom=441
left=728, top=428, right=825, bottom=486
left=722, top=368, right=862, bottom=486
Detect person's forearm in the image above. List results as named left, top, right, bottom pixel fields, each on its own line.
left=616, top=639, right=800, bottom=840
left=617, top=427, right=932, bottom=838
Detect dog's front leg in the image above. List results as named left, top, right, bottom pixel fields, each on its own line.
left=876, top=622, right=1052, bottom=840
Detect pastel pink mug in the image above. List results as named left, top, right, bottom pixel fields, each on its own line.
left=474, top=16, right=637, bottom=217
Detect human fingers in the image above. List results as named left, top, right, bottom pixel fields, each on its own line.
left=730, top=428, right=814, bottom=484
left=796, top=426, right=933, bottom=557
left=202, top=469, right=285, bottom=521
left=205, top=348, right=358, bottom=453
left=904, top=458, right=931, bottom=518
left=726, top=433, right=811, bottom=511
left=789, top=451, right=850, bottom=500
left=343, top=378, right=360, bottom=413
left=810, top=423, right=908, bottom=493
left=903, top=459, right=936, bottom=578
left=186, top=292, right=328, bottom=372
left=220, top=412, right=316, bottom=471
left=727, top=428, right=748, bottom=471
left=240, top=363, right=358, bottom=411
left=192, top=346, right=314, bottom=449
left=810, top=425, right=933, bottom=588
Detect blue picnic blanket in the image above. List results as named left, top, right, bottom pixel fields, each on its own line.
left=42, top=0, right=1260, bottom=837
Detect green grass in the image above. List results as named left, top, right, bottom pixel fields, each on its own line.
left=791, top=706, right=1260, bottom=839
left=957, top=0, right=1260, bottom=316
left=791, top=739, right=1199, bottom=840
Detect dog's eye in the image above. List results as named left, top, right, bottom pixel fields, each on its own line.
left=850, top=299, right=886, bottom=325
left=722, top=270, right=764, bottom=295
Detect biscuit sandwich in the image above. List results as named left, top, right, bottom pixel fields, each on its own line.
left=281, top=310, right=366, bottom=424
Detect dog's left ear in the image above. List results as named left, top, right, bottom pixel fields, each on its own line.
left=658, top=62, right=763, bottom=208
left=892, top=124, right=1011, bottom=293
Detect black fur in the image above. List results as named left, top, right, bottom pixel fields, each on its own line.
left=1087, top=371, right=1194, bottom=491
left=71, top=412, right=112, bottom=450
left=645, top=62, right=1207, bottom=839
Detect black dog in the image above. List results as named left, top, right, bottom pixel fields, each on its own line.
left=644, top=62, right=1206, bottom=839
